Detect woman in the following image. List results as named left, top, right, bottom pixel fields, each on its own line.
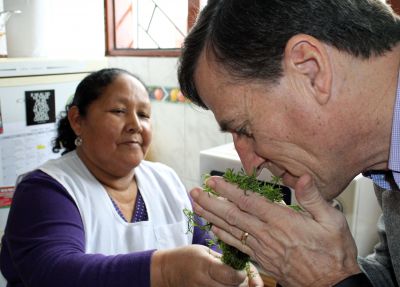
left=0, top=68, right=263, bottom=287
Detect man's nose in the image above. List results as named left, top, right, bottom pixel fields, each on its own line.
left=232, top=133, right=264, bottom=175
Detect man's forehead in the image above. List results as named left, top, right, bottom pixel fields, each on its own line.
left=193, top=50, right=253, bottom=130
left=195, top=50, right=237, bottom=88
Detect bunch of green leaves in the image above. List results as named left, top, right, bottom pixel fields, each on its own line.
left=184, top=168, right=301, bottom=271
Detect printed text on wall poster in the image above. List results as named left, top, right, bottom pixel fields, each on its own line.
left=25, top=89, right=56, bottom=126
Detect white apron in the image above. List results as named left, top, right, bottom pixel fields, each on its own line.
left=39, top=151, right=193, bottom=255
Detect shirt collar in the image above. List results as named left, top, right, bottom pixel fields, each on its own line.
left=365, top=69, right=400, bottom=189
left=369, top=69, right=400, bottom=189
left=388, top=69, right=400, bottom=174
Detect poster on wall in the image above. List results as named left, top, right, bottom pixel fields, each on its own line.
left=0, top=122, right=59, bottom=188
left=25, top=89, right=56, bottom=126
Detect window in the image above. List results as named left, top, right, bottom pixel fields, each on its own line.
left=105, top=0, right=201, bottom=57
left=106, top=0, right=399, bottom=57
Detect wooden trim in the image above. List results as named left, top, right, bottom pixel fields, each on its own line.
left=105, top=0, right=116, bottom=56
left=391, top=0, right=400, bottom=13
left=389, top=0, right=400, bottom=15
left=105, top=0, right=200, bottom=57
left=107, top=48, right=181, bottom=57
left=188, top=0, right=200, bottom=29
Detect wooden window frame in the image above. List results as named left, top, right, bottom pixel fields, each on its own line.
left=389, top=0, right=400, bottom=14
left=105, top=0, right=200, bottom=57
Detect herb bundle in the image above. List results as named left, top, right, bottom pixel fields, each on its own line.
left=184, top=168, right=301, bottom=271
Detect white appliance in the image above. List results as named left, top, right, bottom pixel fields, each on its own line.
left=200, top=143, right=382, bottom=257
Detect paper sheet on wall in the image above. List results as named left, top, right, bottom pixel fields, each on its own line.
left=0, top=122, right=60, bottom=188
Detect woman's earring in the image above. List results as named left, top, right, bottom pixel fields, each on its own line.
left=74, top=136, right=83, bottom=147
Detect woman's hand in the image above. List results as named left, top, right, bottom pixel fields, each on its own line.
left=151, top=245, right=264, bottom=287
left=190, top=174, right=361, bottom=286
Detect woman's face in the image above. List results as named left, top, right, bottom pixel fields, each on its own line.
left=70, top=73, right=152, bottom=177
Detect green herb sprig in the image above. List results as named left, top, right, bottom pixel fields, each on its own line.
left=184, top=168, right=301, bottom=271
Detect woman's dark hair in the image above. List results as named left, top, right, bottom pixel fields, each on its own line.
left=52, top=68, right=147, bottom=155
left=178, top=0, right=400, bottom=109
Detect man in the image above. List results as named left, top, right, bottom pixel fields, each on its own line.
left=178, top=0, right=400, bottom=286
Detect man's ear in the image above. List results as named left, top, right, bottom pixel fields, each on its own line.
left=284, top=34, right=332, bottom=105
left=67, top=106, right=82, bottom=136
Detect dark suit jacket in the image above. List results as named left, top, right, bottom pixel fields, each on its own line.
left=359, top=184, right=400, bottom=286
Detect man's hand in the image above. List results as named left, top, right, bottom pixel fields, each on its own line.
left=190, top=173, right=361, bottom=286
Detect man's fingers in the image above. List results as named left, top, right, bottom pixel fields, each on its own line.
left=191, top=187, right=264, bottom=240
left=204, top=176, right=294, bottom=222
left=294, top=174, right=333, bottom=222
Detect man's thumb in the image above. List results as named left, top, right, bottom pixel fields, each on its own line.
left=294, top=174, right=331, bottom=221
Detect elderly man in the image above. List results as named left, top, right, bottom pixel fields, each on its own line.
left=178, top=0, right=400, bottom=286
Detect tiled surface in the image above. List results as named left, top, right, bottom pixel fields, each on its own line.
left=148, top=102, right=185, bottom=178
left=148, top=101, right=230, bottom=188
left=108, top=57, right=151, bottom=84
left=147, top=57, right=179, bottom=86
left=108, top=57, right=179, bottom=87
left=148, top=86, right=187, bottom=103
left=183, top=105, right=228, bottom=185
